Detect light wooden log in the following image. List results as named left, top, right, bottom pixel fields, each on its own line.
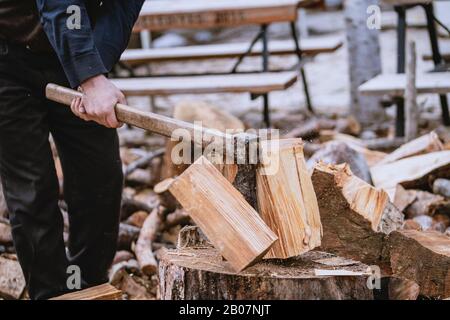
left=371, top=151, right=450, bottom=195
left=50, top=284, right=122, bottom=300
left=168, top=156, right=277, bottom=272
left=433, top=178, right=450, bottom=198
left=135, top=208, right=162, bottom=275
left=405, top=41, right=419, bottom=141
left=0, top=256, right=26, bottom=300
left=257, top=139, right=322, bottom=259
left=386, top=230, right=450, bottom=298
left=0, top=221, right=12, bottom=245
left=311, top=163, right=404, bottom=266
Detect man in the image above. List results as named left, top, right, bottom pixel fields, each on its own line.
left=0, top=0, right=145, bottom=299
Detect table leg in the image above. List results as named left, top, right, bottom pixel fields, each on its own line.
left=423, top=3, right=450, bottom=126
left=394, top=5, right=407, bottom=137
left=261, top=24, right=271, bottom=127
left=290, top=22, right=313, bottom=114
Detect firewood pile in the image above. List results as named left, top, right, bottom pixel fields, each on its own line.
left=1, top=100, right=450, bottom=300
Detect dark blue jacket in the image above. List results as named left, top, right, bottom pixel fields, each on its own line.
left=36, top=0, right=145, bottom=88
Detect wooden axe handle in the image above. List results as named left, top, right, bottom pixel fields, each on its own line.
left=45, top=83, right=229, bottom=146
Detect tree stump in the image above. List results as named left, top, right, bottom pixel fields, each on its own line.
left=158, top=227, right=374, bottom=300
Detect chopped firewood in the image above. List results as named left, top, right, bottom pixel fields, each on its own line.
left=176, top=226, right=212, bottom=249
left=115, top=272, right=155, bottom=300
left=412, top=215, right=433, bottom=231
left=124, top=148, right=164, bottom=176
left=112, top=250, right=135, bottom=265
left=169, top=156, right=277, bottom=272
left=402, top=219, right=422, bottom=231
left=393, top=185, right=417, bottom=212
left=126, top=168, right=154, bottom=186
left=371, top=151, right=450, bottom=194
left=0, top=221, right=12, bottom=245
left=133, top=189, right=161, bottom=210
left=50, top=283, right=122, bottom=300
left=307, top=141, right=372, bottom=183
left=125, top=211, right=149, bottom=228
left=257, top=139, right=322, bottom=259
left=377, top=132, right=444, bottom=166
left=0, top=256, right=26, bottom=300
left=135, top=208, right=162, bottom=275
left=445, top=228, right=450, bottom=237
left=404, top=190, right=444, bottom=218
left=311, top=163, right=403, bottom=265
left=363, top=137, right=406, bottom=151
left=109, top=259, right=140, bottom=284
left=385, top=230, right=450, bottom=298
left=283, top=117, right=336, bottom=139
left=318, top=132, right=387, bottom=167
left=164, top=209, right=190, bottom=229
left=154, top=178, right=178, bottom=212
left=433, top=178, right=450, bottom=198
left=118, top=223, right=140, bottom=251
left=162, top=100, right=244, bottom=180
left=0, top=182, right=7, bottom=219
left=159, top=247, right=374, bottom=300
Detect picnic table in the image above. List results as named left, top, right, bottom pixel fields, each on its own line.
left=382, top=0, right=450, bottom=135
left=128, top=0, right=322, bottom=126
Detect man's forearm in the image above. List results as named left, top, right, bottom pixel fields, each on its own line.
left=36, top=0, right=107, bottom=88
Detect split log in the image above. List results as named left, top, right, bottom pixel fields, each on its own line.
left=405, top=41, right=419, bottom=141
left=176, top=225, right=211, bottom=249
left=168, top=156, right=277, bottom=272
left=124, top=148, right=165, bottom=176
left=385, top=230, right=450, bottom=298
left=112, top=250, right=135, bottom=265
left=257, top=139, right=322, bottom=259
left=109, top=259, right=140, bottom=284
left=159, top=246, right=374, bottom=300
left=373, top=277, right=420, bottom=300
left=412, top=215, right=433, bottom=231
left=135, top=208, right=162, bottom=275
left=126, top=169, right=154, bottom=187
left=311, top=163, right=404, bottom=266
left=433, top=178, right=450, bottom=198
left=0, top=256, right=26, bottom=300
left=283, top=117, right=336, bottom=139
left=402, top=219, right=422, bottom=231
left=377, top=132, right=443, bottom=166
left=0, top=221, right=12, bottom=245
left=393, top=184, right=417, bottom=212
left=307, top=141, right=372, bottom=183
left=154, top=178, right=179, bottom=212
left=164, top=209, right=190, bottom=229
left=114, top=272, right=155, bottom=300
left=371, top=151, right=450, bottom=194
left=50, top=283, right=122, bottom=300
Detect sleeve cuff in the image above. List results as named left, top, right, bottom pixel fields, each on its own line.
left=61, top=51, right=109, bottom=88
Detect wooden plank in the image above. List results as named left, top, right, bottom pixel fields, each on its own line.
left=168, top=156, right=278, bottom=272
left=257, top=139, right=322, bottom=259
left=111, top=72, right=298, bottom=96
left=134, top=0, right=299, bottom=32
left=121, top=37, right=343, bottom=65
left=50, top=284, right=122, bottom=300
left=359, top=72, right=450, bottom=96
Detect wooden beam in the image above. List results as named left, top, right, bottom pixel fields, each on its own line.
left=257, top=139, right=322, bottom=259
left=168, top=156, right=278, bottom=272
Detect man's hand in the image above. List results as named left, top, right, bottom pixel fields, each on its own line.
left=70, top=75, right=125, bottom=128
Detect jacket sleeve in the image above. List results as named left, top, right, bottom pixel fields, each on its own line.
left=93, top=0, right=145, bottom=73
left=36, top=0, right=108, bottom=88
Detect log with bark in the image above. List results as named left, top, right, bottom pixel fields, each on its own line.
left=433, top=179, right=450, bottom=198
left=117, top=223, right=140, bottom=251
left=311, top=163, right=404, bottom=266
left=385, top=230, right=450, bottom=298
left=135, top=208, right=163, bottom=275
left=159, top=228, right=374, bottom=300
left=257, top=139, right=322, bottom=259
left=168, top=156, right=277, bottom=272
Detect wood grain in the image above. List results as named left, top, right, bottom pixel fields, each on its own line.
left=50, top=284, right=122, bottom=300
left=168, top=156, right=278, bottom=272
left=257, top=139, right=322, bottom=259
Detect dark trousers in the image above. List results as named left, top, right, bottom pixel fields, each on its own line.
left=0, top=40, right=123, bottom=300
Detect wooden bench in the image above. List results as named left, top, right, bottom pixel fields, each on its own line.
left=358, top=72, right=450, bottom=96
left=120, top=36, right=343, bottom=66
left=50, top=284, right=122, bottom=300
left=112, top=71, right=298, bottom=96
